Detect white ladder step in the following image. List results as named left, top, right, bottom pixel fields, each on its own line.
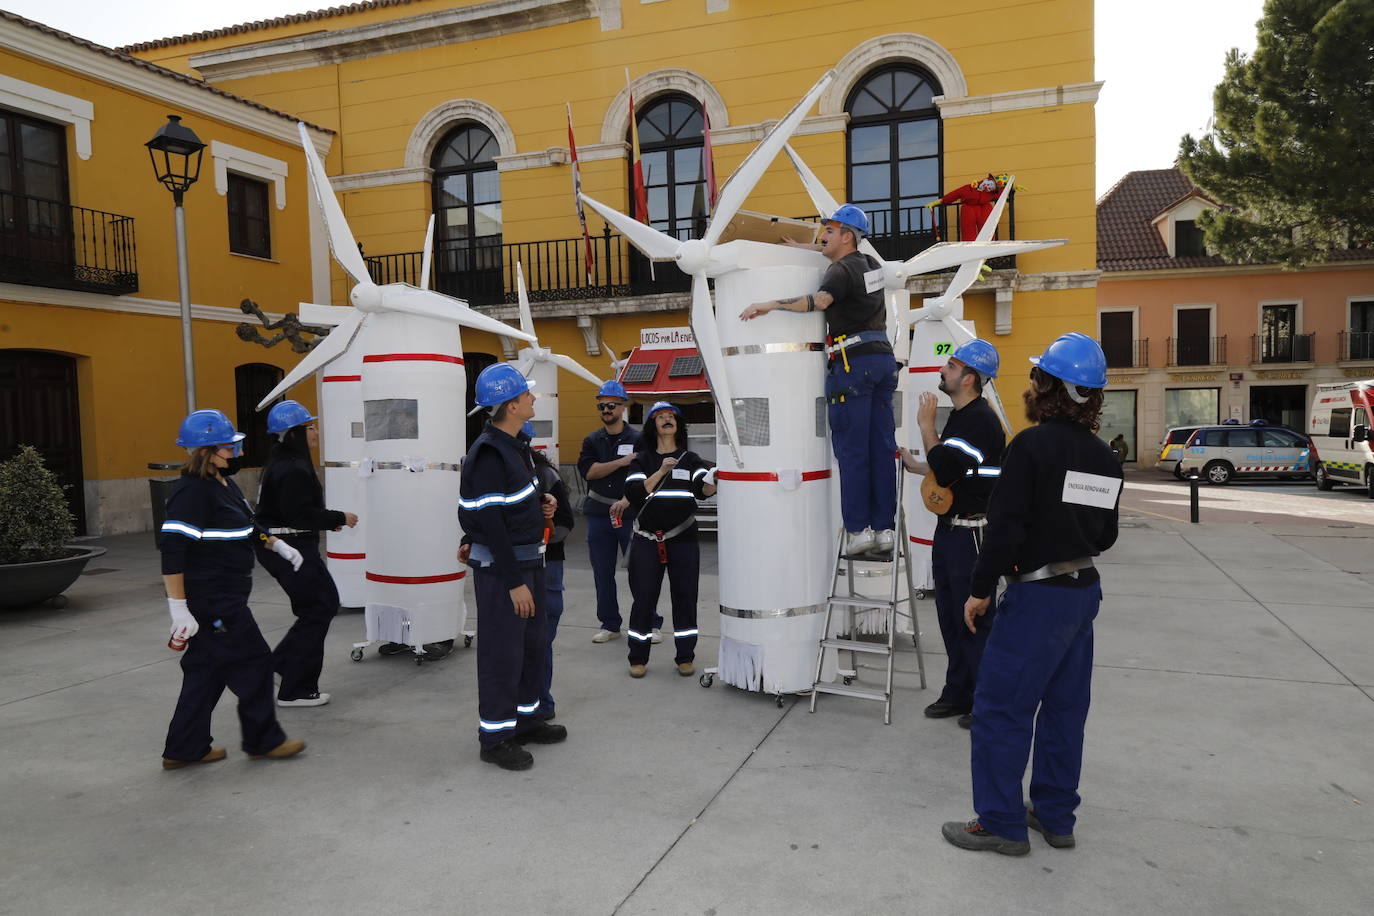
left=820, top=638, right=890, bottom=655
left=812, top=682, right=888, bottom=702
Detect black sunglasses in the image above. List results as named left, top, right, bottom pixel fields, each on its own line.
left=596, top=402, right=621, bottom=411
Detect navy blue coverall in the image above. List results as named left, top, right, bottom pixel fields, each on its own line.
left=253, top=443, right=346, bottom=702
left=576, top=424, right=645, bottom=633
left=967, top=418, right=1122, bottom=842
left=159, top=474, right=286, bottom=761
left=459, top=424, right=549, bottom=750
left=535, top=460, right=574, bottom=717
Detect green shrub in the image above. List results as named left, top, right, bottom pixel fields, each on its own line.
left=0, top=445, right=76, bottom=564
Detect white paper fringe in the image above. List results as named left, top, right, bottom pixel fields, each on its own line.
left=719, top=635, right=764, bottom=692
left=365, top=604, right=411, bottom=645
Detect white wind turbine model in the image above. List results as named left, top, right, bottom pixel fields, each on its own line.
left=508, top=262, right=604, bottom=462
left=602, top=337, right=629, bottom=380
left=258, top=122, right=535, bottom=662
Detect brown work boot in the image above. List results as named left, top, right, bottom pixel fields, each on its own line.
left=677, top=662, right=695, bottom=677
left=161, top=747, right=227, bottom=770
left=249, top=738, right=306, bottom=760
left=628, top=665, right=647, bottom=678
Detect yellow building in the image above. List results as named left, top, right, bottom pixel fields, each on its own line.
left=0, top=11, right=332, bottom=534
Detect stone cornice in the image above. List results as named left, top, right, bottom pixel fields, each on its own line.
left=936, top=82, right=1103, bottom=119
left=1, top=283, right=286, bottom=324
left=331, top=167, right=432, bottom=191
left=189, top=0, right=598, bottom=81
left=905, top=268, right=1099, bottom=296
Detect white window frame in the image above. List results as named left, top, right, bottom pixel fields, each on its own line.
left=0, top=74, right=93, bottom=160
left=1348, top=295, right=1374, bottom=330
left=1099, top=306, right=1140, bottom=367
left=210, top=140, right=288, bottom=210
left=1172, top=303, right=1216, bottom=339
left=1257, top=298, right=1303, bottom=335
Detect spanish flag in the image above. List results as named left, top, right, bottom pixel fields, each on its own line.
left=628, top=76, right=650, bottom=223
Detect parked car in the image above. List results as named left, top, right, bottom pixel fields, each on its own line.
left=1176, top=420, right=1312, bottom=484
left=1308, top=378, right=1373, bottom=497
left=1155, top=426, right=1202, bottom=479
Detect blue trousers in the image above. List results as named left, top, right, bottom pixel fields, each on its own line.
left=970, top=579, right=1100, bottom=842
left=540, top=560, right=564, bottom=717
left=826, top=351, right=899, bottom=533
left=473, top=565, right=548, bottom=749
left=932, top=524, right=996, bottom=707
left=587, top=515, right=659, bottom=632
left=256, top=538, right=339, bottom=701
left=163, top=588, right=286, bottom=760
left=626, top=535, right=699, bottom=666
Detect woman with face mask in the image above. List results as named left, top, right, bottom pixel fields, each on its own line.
left=254, top=400, right=358, bottom=707
left=158, top=409, right=306, bottom=770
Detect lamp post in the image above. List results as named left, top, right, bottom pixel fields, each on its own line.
left=146, top=115, right=206, bottom=413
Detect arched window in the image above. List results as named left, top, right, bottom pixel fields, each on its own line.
left=845, top=65, right=942, bottom=251
left=633, top=95, right=707, bottom=241
left=234, top=362, right=283, bottom=469
left=431, top=123, right=502, bottom=302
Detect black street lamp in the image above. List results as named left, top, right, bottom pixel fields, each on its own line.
left=146, top=115, right=206, bottom=412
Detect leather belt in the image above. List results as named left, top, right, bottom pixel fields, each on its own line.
left=1004, top=557, right=1094, bottom=585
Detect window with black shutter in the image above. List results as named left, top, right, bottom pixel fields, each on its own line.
left=227, top=173, right=271, bottom=258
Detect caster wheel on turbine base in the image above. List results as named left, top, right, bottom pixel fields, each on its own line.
left=699, top=673, right=714, bottom=688
left=350, top=647, right=364, bottom=662
left=413, top=656, right=424, bottom=667
left=775, top=695, right=785, bottom=708
left=843, top=676, right=855, bottom=686
left=464, top=635, right=474, bottom=648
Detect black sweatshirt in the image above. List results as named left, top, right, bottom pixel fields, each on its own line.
left=926, top=396, right=1005, bottom=517
left=624, top=448, right=713, bottom=539
left=970, top=418, right=1123, bottom=599
left=536, top=462, right=575, bottom=563
left=255, top=444, right=345, bottom=540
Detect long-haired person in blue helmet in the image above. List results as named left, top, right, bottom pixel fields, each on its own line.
left=458, top=363, right=565, bottom=770
left=741, top=202, right=900, bottom=556
left=900, top=338, right=1006, bottom=728
left=252, top=400, right=358, bottom=708
left=622, top=402, right=716, bottom=678
left=941, top=332, right=1121, bottom=856
left=157, top=409, right=306, bottom=770
left=576, top=378, right=659, bottom=644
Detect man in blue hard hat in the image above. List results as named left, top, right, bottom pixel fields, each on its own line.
left=900, top=339, right=1005, bottom=729
left=459, top=363, right=565, bottom=771
left=741, top=203, right=900, bottom=557
left=942, top=332, right=1121, bottom=856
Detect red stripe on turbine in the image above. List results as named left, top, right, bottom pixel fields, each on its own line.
left=327, top=552, right=366, bottom=560
left=909, top=536, right=934, bottom=546
left=366, top=570, right=467, bottom=584
left=908, top=366, right=942, bottom=373
left=323, top=375, right=362, bottom=383
left=716, top=470, right=832, bottom=482
left=363, top=354, right=464, bottom=364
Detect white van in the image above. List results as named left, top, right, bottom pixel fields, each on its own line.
left=1309, top=379, right=1374, bottom=495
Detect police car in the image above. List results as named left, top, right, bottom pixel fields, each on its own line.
left=1175, top=420, right=1312, bottom=485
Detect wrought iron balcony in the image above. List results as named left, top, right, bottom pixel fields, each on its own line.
left=1251, top=332, right=1314, bottom=364
left=1338, top=330, right=1374, bottom=361
left=1168, top=336, right=1227, bottom=367
left=0, top=190, right=138, bottom=294
left=362, top=200, right=1017, bottom=307
left=1104, top=338, right=1148, bottom=369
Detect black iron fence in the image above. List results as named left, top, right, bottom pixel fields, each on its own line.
left=1104, top=338, right=1148, bottom=369
left=1252, top=332, right=1314, bottom=363
left=1168, top=336, right=1227, bottom=367
left=362, top=200, right=1015, bottom=306
left=1338, top=330, right=1374, bottom=361
left=0, top=190, right=137, bottom=294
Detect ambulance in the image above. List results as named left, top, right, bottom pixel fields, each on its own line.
left=1308, top=379, right=1374, bottom=496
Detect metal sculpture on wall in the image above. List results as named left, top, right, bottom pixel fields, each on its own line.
left=235, top=298, right=333, bottom=353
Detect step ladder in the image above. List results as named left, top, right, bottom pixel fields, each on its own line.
left=809, top=464, right=926, bottom=724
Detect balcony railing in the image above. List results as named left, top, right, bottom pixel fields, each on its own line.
left=362, top=200, right=1015, bottom=306
left=1339, top=330, right=1374, bottom=361
left=1168, top=336, right=1227, bottom=367
left=0, top=190, right=137, bottom=294
left=1252, top=332, right=1314, bottom=364
left=1104, top=338, right=1148, bottom=369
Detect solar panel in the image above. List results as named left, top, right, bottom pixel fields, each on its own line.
left=622, top=362, right=658, bottom=384
left=668, top=354, right=704, bottom=378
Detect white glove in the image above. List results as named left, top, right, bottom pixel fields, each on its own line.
left=703, top=467, right=718, bottom=487
left=271, top=538, right=304, bottom=572
left=168, top=598, right=199, bottom=641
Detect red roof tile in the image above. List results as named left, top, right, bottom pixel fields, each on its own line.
left=119, top=1, right=423, bottom=52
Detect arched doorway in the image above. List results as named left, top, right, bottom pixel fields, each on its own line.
left=0, top=349, right=85, bottom=534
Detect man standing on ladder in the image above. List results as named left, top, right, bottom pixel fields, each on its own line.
left=942, top=332, right=1121, bottom=856
left=901, top=340, right=1005, bottom=729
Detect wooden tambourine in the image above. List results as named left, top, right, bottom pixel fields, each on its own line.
left=920, top=472, right=954, bottom=515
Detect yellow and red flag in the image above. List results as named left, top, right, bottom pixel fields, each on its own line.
left=628, top=82, right=649, bottom=223
left=566, top=102, right=595, bottom=283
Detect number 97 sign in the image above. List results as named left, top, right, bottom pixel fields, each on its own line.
left=933, top=342, right=952, bottom=357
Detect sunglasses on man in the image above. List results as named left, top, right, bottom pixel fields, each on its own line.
left=596, top=402, right=621, bottom=411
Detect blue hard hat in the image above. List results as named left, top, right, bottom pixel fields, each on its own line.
left=176, top=409, right=246, bottom=453
left=266, top=400, right=316, bottom=435
left=647, top=401, right=682, bottom=419
left=475, top=363, right=535, bottom=407
left=952, top=339, right=999, bottom=379
left=1030, top=332, right=1108, bottom=389
left=597, top=379, right=628, bottom=400
left=822, top=203, right=871, bottom=237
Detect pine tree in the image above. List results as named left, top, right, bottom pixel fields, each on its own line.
left=0, top=445, right=76, bottom=563
left=1178, top=0, right=1374, bottom=267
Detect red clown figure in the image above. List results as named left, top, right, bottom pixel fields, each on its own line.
left=929, top=174, right=1009, bottom=242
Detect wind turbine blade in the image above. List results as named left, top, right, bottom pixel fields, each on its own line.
left=782, top=142, right=882, bottom=261
left=514, top=356, right=536, bottom=379
left=926, top=177, right=1020, bottom=305
left=702, top=70, right=834, bottom=248
left=384, top=285, right=537, bottom=342
left=902, top=239, right=1066, bottom=277
left=547, top=351, right=605, bottom=387
left=983, top=378, right=1012, bottom=434
left=515, top=261, right=536, bottom=340
left=688, top=274, right=740, bottom=463
left=977, top=176, right=1015, bottom=243
left=256, top=310, right=364, bottom=409
left=296, top=302, right=346, bottom=326
left=297, top=123, right=372, bottom=287
left=580, top=193, right=680, bottom=261
left=420, top=214, right=435, bottom=291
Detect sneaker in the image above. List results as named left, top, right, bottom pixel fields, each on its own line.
left=277, top=692, right=330, bottom=708
left=651, top=629, right=664, bottom=644
left=592, top=629, right=622, bottom=644
left=941, top=819, right=1030, bottom=856
left=514, top=722, right=568, bottom=745
left=249, top=738, right=306, bottom=760
left=1026, top=807, right=1076, bottom=848
left=677, top=662, right=695, bottom=677
left=870, top=529, right=896, bottom=556
left=923, top=700, right=971, bottom=719
left=480, top=740, right=533, bottom=771
left=629, top=664, right=647, bottom=678
left=161, top=747, right=227, bottom=770
left=843, top=528, right=876, bottom=556
left=957, top=714, right=973, bottom=730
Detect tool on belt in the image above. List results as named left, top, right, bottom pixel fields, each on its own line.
left=632, top=517, right=695, bottom=564
left=825, top=329, right=889, bottom=377
left=920, top=472, right=954, bottom=515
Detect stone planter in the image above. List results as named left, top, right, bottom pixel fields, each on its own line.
left=0, top=546, right=108, bottom=609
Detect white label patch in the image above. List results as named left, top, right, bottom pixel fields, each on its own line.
left=1062, top=471, right=1122, bottom=509
left=672, top=468, right=690, bottom=480
left=616, top=443, right=634, bottom=456
left=863, top=268, right=884, bottom=293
